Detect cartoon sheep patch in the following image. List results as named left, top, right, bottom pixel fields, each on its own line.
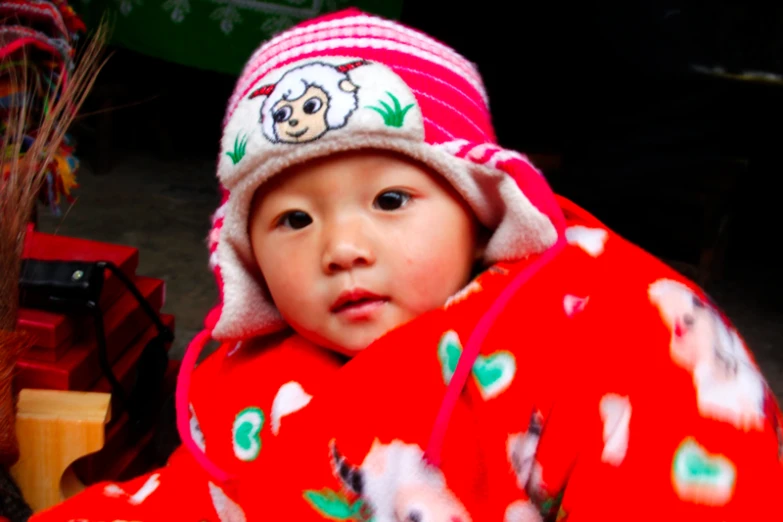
left=304, top=439, right=472, bottom=522
left=648, top=279, right=767, bottom=431
left=249, top=60, right=365, bottom=144
left=247, top=59, right=417, bottom=146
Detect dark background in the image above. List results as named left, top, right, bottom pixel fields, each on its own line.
left=400, top=3, right=783, bottom=291
left=74, top=2, right=783, bottom=294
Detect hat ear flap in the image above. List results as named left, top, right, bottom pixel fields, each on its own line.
left=491, top=152, right=567, bottom=237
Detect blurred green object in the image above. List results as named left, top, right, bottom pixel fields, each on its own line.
left=72, top=0, right=403, bottom=75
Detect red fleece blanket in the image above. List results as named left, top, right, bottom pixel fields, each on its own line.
left=31, top=198, right=783, bottom=522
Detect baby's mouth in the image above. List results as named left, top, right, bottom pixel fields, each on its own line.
left=330, top=289, right=389, bottom=316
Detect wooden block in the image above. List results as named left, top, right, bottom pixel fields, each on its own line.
left=15, top=277, right=165, bottom=391
left=18, top=232, right=140, bottom=355
left=10, top=389, right=111, bottom=513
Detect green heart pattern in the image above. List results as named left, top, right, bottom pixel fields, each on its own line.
left=437, top=330, right=516, bottom=400
left=233, top=406, right=265, bottom=462
left=672, top=437, right=736, bottom=506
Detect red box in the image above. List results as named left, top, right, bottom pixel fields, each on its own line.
left=75, top=359, right=180, bottom=485
left=18, top=232, right=139, bottom=356
left=16, top=310, right=73, bottom=359
left=15, top=277, right=165, bottom=391
left=93, top=314, right=176, bottom=417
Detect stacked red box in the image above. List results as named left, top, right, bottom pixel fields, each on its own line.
left=15, top=230, right=179, bottom=485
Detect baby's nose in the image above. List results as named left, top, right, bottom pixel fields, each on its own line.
left=324, top=243, right=374, bottom=273
left=322, top=218, right=377, bottom=273
left=289, top=119, right=299, bottom=127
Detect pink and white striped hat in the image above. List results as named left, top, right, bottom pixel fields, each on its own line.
left=206, top=8, right=565, bottom=341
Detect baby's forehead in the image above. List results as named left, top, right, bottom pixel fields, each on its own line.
left=271, top=150, right=437, bottom=186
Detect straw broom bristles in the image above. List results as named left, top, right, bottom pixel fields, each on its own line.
left=0, top=21, right=108, bottom=331
left=0, top=20, right=109, bottom=467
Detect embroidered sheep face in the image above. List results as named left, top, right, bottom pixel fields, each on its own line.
left=250, top=61, right=365, bottom=144
left=648, top=278, right=766, bottom=430
left=649, top=280, right=731, bottom=376
left=270, top=85, right=329, bottom=143
left=329, top=439, right=472, bottom=522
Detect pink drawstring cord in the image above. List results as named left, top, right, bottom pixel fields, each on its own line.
left=175, top=328, right=235, bottom=483
left=424, top=238, right=567, bottom=467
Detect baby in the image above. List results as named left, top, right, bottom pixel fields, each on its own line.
left=246, top=149, right=483, bottom=356
left=32, top=8, right=782, bottom=522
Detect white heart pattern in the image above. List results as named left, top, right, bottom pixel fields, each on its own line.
left=103, top=473, right=161, bottom=505
left=600, top=394, right=632, bottom=466
left=271, top=381, right=313, bottom=435
left=563, top=294, right=589, bottom=317
left=209, top=481, right=247, bottom=522
left=566, top=225, right=608, bottom=257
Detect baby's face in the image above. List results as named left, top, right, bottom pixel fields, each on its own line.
left=249, top=150, right=479, bottom=355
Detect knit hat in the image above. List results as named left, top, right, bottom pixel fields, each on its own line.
left=206, top=8, right=565, bottom=341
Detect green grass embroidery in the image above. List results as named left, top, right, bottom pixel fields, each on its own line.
left=367, top=92, right=414, bottom=128
left=303, top=489, right=367, bottom=521
left=226, top=133, right=249, bottom=165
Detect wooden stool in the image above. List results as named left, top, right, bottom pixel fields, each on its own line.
left=10, top=389, right=111, bottom=513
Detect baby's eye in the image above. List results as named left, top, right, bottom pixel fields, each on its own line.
left=277, top=210, right=312, bottom=229
left=373, top=190, right=411, bottom=211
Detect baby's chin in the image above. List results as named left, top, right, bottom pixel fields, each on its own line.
left=303, top=326, right=393, bottom=358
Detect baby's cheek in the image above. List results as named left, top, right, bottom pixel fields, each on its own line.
left=270, top=280, right=308, bottom=313
left=389, top=225, right=471, bottom=307
left=404, top=258, right=466, bottom=310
